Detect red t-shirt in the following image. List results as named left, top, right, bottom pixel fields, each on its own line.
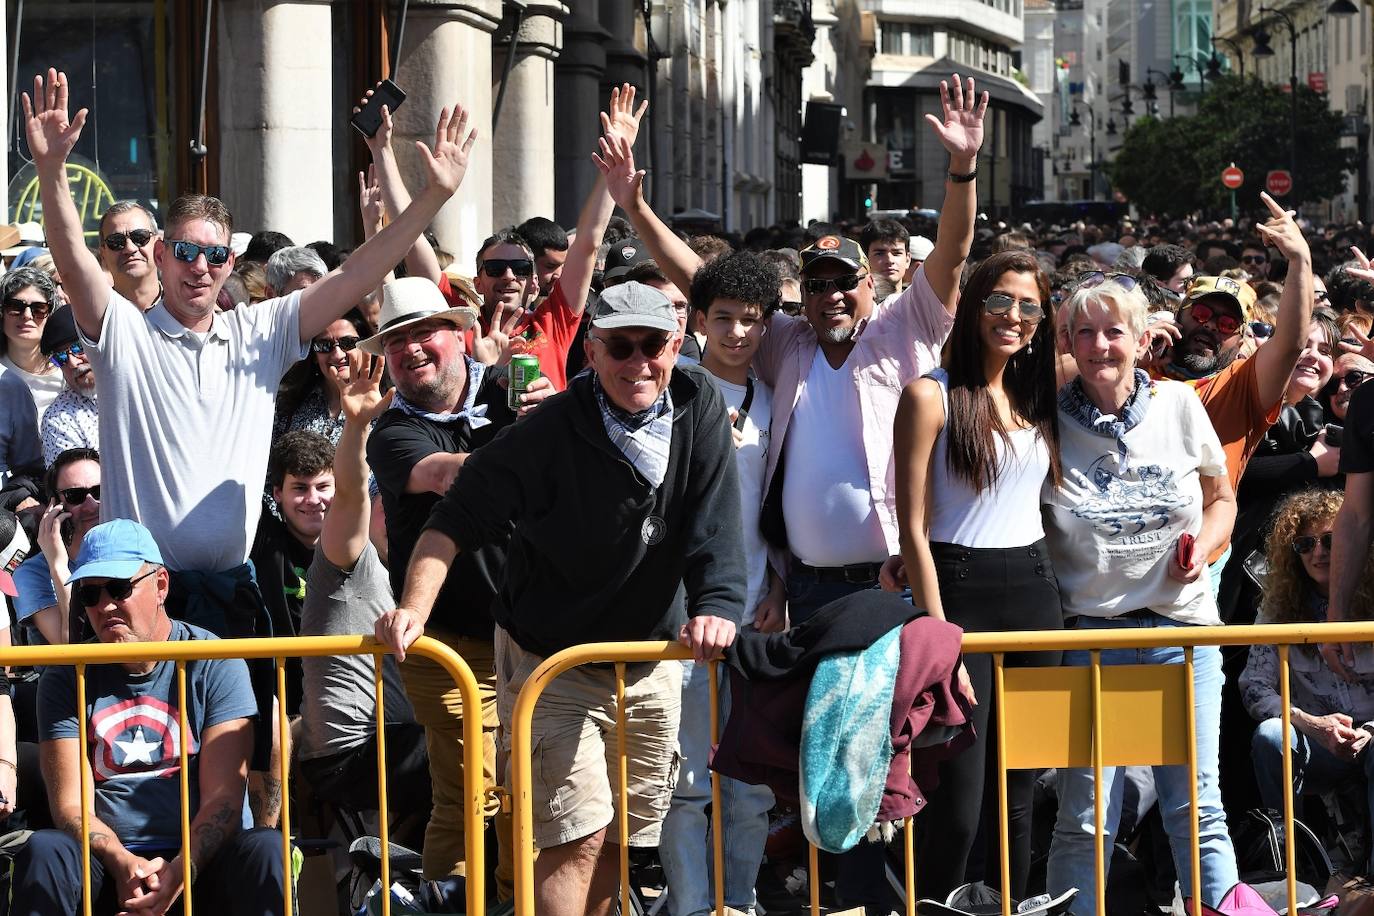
left=436, top=275, right=583, bottom=391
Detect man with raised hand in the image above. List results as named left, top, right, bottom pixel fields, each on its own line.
left=24, top=66, right=476, bottom=824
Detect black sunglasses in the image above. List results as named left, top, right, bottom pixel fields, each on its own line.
left=1292, top=532, right=1333, bottom=555
left=76, top=567, right=159, bottom=606
left=983, top=293, right=1045, bottom=323
left=102, top=229, right=155, bottom=251
left=802, top=273, right=866, bottom=296
left=170, top=240, right=231, bottom=266
left=1249, top=321, right=1274, bottom=340
left=310, top=336, right=361, bottom=354
left=779, top=299, right=802, bottom=315
left=1339, top=369, right=1373, bottom=389
left=1241, top=254, right=1268, bottom=265
left=479, top=259, right=534, bottom=279
left=2, top=298, right=50, bottom=320
left=592, top=333, right=674, bottom=361
left=59, top=485, right=100, bottom=506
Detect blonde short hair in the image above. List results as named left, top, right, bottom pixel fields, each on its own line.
left=1062, top=279, right=1149, bottom=341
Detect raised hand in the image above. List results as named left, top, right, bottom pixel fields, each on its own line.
left=472, top=304, right=522, bottom=367
left=600, top=83, right=649, bottom=150
left=1254, top=191, right=1310, bottom=264
left=591, top=134, right=645, bottom=211
left=335, top=353, right=394, bottom=425
left=358, top=164, right=385, bottom=236
left=22, top=68, right=88, bottom=170
left=923, top=73, right=988, bottom=164
left=415, top=104, right=478, bottom=197
left=1348, top=245, right=1374, bottom=287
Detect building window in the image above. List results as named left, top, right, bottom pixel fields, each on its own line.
left=880, top=22, right=934, bottom=56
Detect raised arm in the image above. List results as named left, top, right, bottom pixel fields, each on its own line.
left=298, top=105, right=477, bottom=341
left=22, top=69, right=110, bottom=339
left=557, top=85, right=649, bottom=315
left=321, top=355, right=393, bottom=571
left=357, top=91, right=444, bottom=283
left=1253, top=191, right=1313, bottom=408
left=920, top=74, right=988, bottom=314
left=594, top=135, right=702, bottom=297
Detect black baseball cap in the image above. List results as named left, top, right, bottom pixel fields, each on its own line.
left=603, top=238, right=654, bottom=282
left=800, top=235, right=869, bottom=274
left=39, top=305, right=79, bottom=356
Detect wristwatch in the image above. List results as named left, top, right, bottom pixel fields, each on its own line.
left=948, top=169, right=977, bottom=183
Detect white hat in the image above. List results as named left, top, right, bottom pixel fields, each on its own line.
left=909, top=235, right=934, bottom=261
left=358, top=276, right=479, bottom=355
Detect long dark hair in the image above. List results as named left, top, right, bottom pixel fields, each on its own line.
left=274, top=309, right=373, bottom=426
left=944, top=250, right=1061, bottom=489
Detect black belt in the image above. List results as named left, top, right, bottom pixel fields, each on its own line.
left=793, top=561, right=884, bottom=585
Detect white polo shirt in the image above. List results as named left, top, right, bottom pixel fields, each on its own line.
left=79, top=289, right=307, bottom=572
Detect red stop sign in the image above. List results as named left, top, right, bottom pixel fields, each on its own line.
left=1221, top=166, right=1244, bottom=189
left=1266, top=170, right=1293, bottom=196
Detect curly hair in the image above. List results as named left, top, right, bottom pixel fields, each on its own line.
left=688, top=249, right=782, bottom=315
left=267, top=431, right=335, bottom=490
left=1261, top=489, right=1374, bottom=623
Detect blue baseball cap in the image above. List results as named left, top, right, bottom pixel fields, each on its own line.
left=66, top=519, right=164, bottom=584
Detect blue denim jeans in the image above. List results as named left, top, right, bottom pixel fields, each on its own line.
left=1251, top=717, right=1374, bottom=847
left=659, top=659, right=775, bottom=916
left=1046, top=613, right=1238, bottom=914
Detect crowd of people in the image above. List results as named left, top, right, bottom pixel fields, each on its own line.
left=3, top=64, right=1374, bottom=916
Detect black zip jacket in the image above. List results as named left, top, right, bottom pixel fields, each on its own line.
left=424, top=363, right=746, bottom=657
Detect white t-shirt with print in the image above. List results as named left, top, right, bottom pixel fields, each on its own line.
left=1044, top=378, right=1227, bottom=625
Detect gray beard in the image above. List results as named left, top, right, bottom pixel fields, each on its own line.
left=819, top=324, right=855, bottom=345
left=1178, top=347, right=1238, bottom=376
left=395, top=359, right=467, bottom=412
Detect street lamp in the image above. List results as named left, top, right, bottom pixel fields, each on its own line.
left=1252, top=5, right=1298, bottom=191
left=1070, top=101, right=1099, bottom=200
left=1329, top=0, right=1360, bottom=14
left=1146, top=68, right=1178, bottom=117
left=1210, top=35, right=1246, bottom=78
left=1175, top=53, right=1208, bottom=95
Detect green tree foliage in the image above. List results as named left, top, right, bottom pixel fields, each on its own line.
left=1108, top=75, right=1355, bottom=216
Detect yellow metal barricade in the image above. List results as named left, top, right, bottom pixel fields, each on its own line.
left=2, top=634, right=488, bottom=916
left=509, top=621, right=1374, bottom=916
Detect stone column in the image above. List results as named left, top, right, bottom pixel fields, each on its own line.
left=491, top=3, right=567, bottom=230
left=216, top=0, right=334, bottom=242
left=553, top=1, right=609, bottom=227
left=392, top=0, right=502, bottom=270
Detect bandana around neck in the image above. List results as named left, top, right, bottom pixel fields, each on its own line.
left=389, top=357, right=490, bottom=428
left=1057, top=368, right=1154, bottom=467
left=593, top=375, right=673, bottom=487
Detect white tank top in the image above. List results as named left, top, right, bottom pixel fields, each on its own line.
left=926, top=369, right=1051, bottom=548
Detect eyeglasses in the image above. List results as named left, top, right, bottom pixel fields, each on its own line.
left=1249, top=321, right=1274, bottom=340
left=102, top=229, right=155, bottom=251
left=479, top=259, right=534, bottom=279
left=49, top=343, right=84, bottom=367
left=982, top=293, right=1045, bottom=323
left=1073, top=271, right=1140, bottom=293
left=1187, top=301, right=1244, bottom=336
left=2, top=298, right=50, bottom=320
left=802, top=273, right=866, bottom=296
left=59, top=485, right=100, bottom=506
left=75, top=567, right=159, bottom=607
left=1292, top=532, right=1333, bottom=555
left=310, top=336, right=360, bottom=354
left=382, top=325, right=449, bottom=353
left=591, top=333, right=674, bottom=361
left=170, top=240, right=231, bottom=266
left=1241, top=254, right=1269, bottom=265
left=1339, top=369, right=1373, bottom=389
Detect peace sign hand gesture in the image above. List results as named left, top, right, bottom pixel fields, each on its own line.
left=924, top=73, right=988, bottom=167
left=22, top=68, right=87, bottom=170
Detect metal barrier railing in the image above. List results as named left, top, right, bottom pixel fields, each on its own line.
left=0, top=634, right=487, bottom=916
left=508, top=621, right=1374, bottom=916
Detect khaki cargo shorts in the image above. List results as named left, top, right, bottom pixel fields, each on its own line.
left=495, top=626, right=683, bottom=850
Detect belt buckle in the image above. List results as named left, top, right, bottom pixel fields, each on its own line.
left=843, top=564, right=873, bottom=585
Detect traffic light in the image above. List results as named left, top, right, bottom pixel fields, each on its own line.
left=864, top=196, right=874, bottom=208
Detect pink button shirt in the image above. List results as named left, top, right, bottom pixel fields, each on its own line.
left=754, top=266, right=954, bottom=568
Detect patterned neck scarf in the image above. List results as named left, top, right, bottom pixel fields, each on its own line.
left=390, top=357, right=490, bottom=429
left=593, top=375, right=674, bottom=488
left=1057, top=368, right=1154, bottom=467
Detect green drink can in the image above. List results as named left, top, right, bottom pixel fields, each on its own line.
left=508, top=354, right=541, bottom=410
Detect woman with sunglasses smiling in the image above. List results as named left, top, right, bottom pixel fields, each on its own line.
left=888, top=247, right=1063, bottom=903
left=1241, top=489, right=1374, bottom=847
left=272, top=309, right=374, bottom=447
left=0, top=266, right=63, bottom=422
left=10, top=447, right=101, bottom=646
